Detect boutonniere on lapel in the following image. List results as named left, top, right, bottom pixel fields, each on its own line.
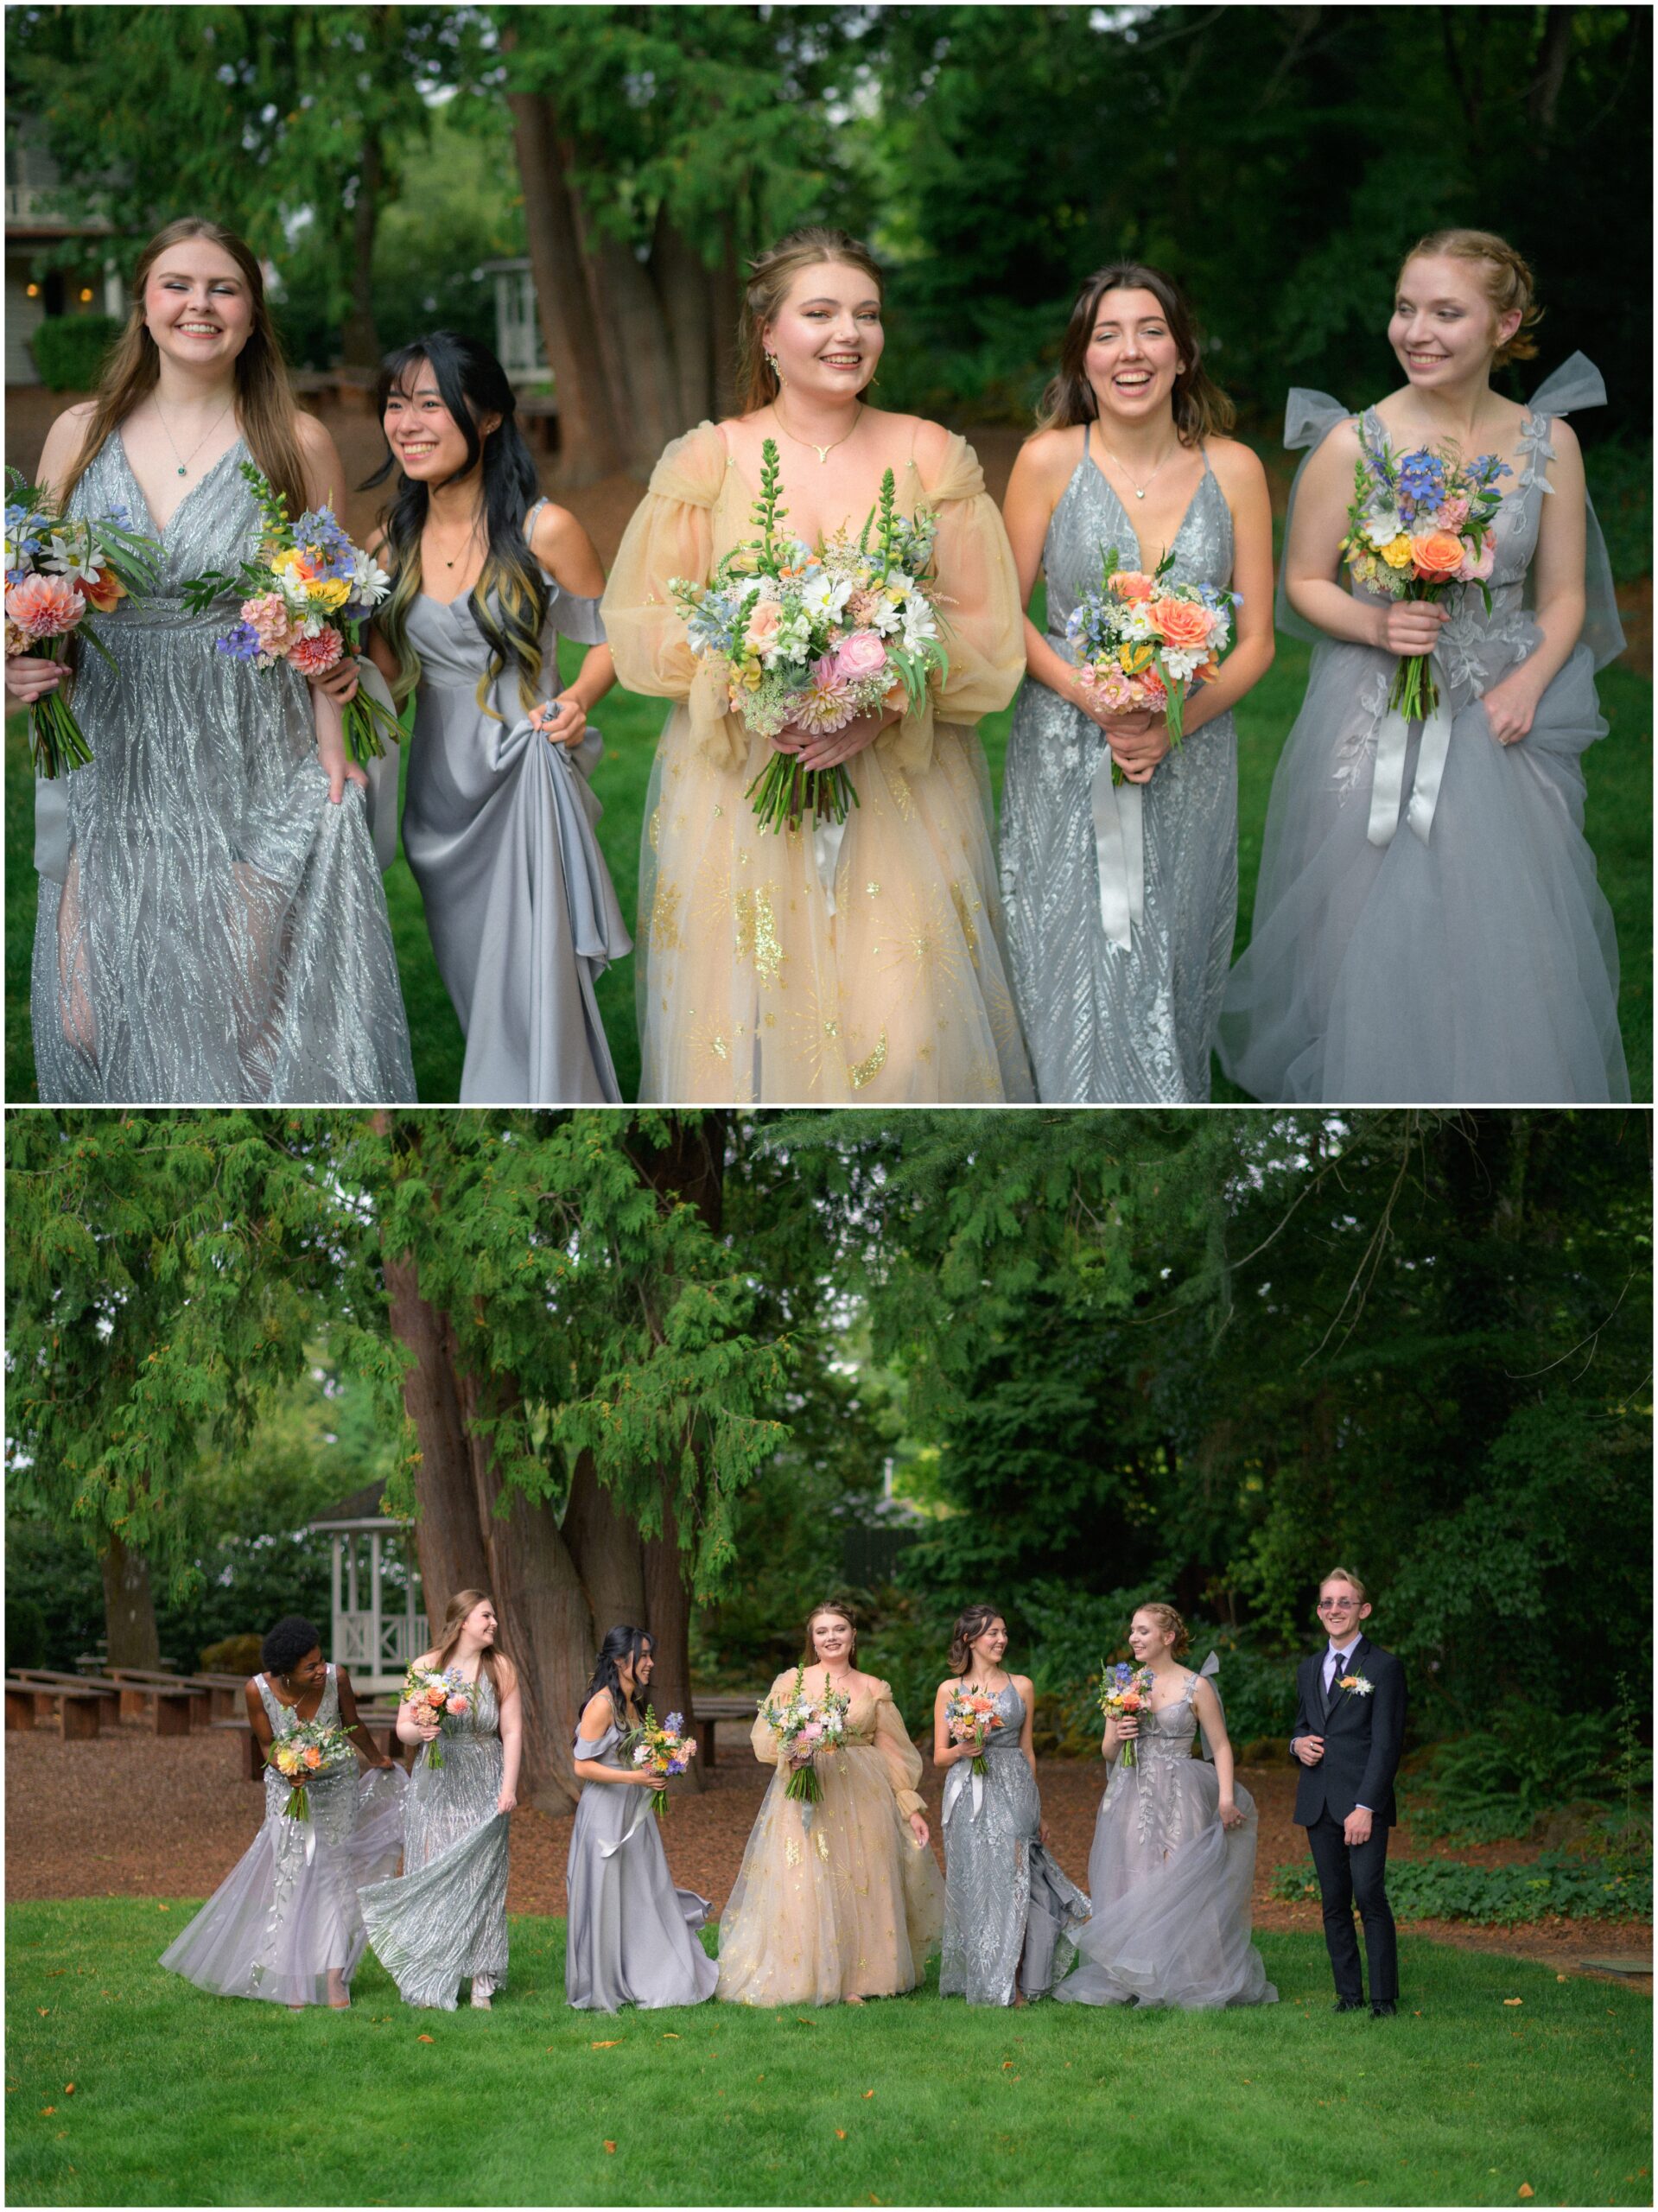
left=1337, top=1672, right=1375, bottom=1699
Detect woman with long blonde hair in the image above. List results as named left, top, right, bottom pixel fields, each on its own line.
left=10, top=215, right=413, bottom=1103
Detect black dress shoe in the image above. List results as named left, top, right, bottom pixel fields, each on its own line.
left=1331, top=1997, right=1364, bottom=2012
left=1370, top=1999, right=1397, bottom=2017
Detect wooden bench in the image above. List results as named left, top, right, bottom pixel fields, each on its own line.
left=106, top=1667, right=238, bottom=1726
left=693, top=1694, right=760, bottom=1770
left=18, top=1669, right=195, bottom=1735
left=5, top=1677, right=105, bottom=1738
left=216, top=1710, right=410, bottom=1783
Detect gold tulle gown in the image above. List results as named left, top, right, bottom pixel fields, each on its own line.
left=716, top=1673, right=945, bottom=2006
left=603, top=422, right=1033, bottom=1102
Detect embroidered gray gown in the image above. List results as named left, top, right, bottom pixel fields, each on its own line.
left=158, top=1666, right=406, bottom=2006
left=1000, top=428, right=1238, bottom=1101
left=564, top=1713, right=717, bottom=2011
left=1217, top=354, right=1628, bottom=1103
left=401, top=501, right=630, bottom=1105
left=359, top=1666, right=510, bottom=2010
left=30, top=433, right=416, bottom=1104
left=1055, top=1661, right=1275, bottom=2012
left=938, top=1681, right=1089, bottom=2005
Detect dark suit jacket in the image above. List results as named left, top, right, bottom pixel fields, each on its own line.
left=1288, top=1635, right=1406, bottom=1828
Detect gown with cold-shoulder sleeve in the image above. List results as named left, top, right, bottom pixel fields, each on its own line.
left=1217, top=354, right=1629, bottom=1104
left=563, top=1710, right=717, bottom=2011
left=602, top=422, right=1032, bottom=1103
left=158, top=1665, right=406, bottom=2006
left=400, top=497, right=631, bottom=1104
left=715, top=1673, right=945, bottom=2005
left=30, top=432, right=416, bottom=1104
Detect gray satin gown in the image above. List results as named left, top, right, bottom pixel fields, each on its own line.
left=1000, top=429, right=1239, bottom=1102
left=401, top=505, right=630, bottom=1104
left=359, top=1665, right=509, bottom=2010
left=30, top=434, right=416, bottom=1103
left=564, top=1713, right=717, bottom=2011
left=938, top=1682, right=1089, bottom=2005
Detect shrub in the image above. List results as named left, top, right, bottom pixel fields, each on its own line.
left=31, top=315, right=122, bottom=393
left=6, top=1595, right=48, bottom=1670
left=198, top=1633, right=263, bottom=1677
left=1412, top=1701, right=1612, bottom=1843
left=1269, top=1852, right=1652, bottom=1925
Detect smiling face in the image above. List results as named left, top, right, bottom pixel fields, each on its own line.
left=382, top=359, right=497, bottom=482
left=763, top=262, right=884, bottom=404
left=1128, top=1611, right=1175, bottom=1664
left=462, top=1597, right=498, bottom=1648
left=1389, top=254, right=1521, bottom=391
left=286, top=1645, right=327, bottom=1688
left=810, top=1608, right=855, bottom=1666
left=969, top=1616, right=1009, bottom=1669
left=1316, top=1579, right=1371, bottom=1643
left=1084, top=286, right=1185, bottom=428
left=143, top=238, right=255, bottom=373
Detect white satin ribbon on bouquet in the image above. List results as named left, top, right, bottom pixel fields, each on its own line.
left=942, top=1757, right=985, bottom=1825
left=1089, top=747, right=1145, bottom=950
left=812, top=814, right=848, bottom=916
left=1367, top=653, right=1452, bottom=850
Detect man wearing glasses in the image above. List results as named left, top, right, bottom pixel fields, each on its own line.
left=1289, top=1567, right=1407, bottom=2018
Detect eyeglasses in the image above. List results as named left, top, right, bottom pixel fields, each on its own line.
left=1317, top=1598, right=1360, bottom=1612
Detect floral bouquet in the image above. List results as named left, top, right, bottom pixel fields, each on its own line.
left=944, top=1688, right=1005, bottom=1778
left=760, top=1663, right=852, bottom=1806
left=181, top=461, right=399, bottom=765
left=1341, top=428, right=1510, bottom=727
left=1099, top=1662, right=1155, bottom=1770
left=4, top=467, right=162, bottom=777
left=1064, top=544, right=1238, bottom=778
left=624, top=1704, right=699, bottom=1819
left=670, top=439, right=948, bottom=832
left=400, top=1662, right=475, bottom=1770
left=267, top=1719, right=356, bottom=1822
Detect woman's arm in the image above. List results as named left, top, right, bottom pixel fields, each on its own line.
left=571, top=1690, right=652, bottom=1786
left=1192, top=1676, right=1242, bottom=1827
left=1002, top=431, right=1103, bottom=714
left=526, top=505, right=616, bottom=746
left=336, top=1665, right=397, bottom=1770
left=1283, top=418, right=1447, bottom=658
left=245, top=1677, right=275, bottom=1763
left=395, top=1650, right=441, bottom=1749
left=1013, top=1675, right=1039, bottom=1783
left=931, top=1680, right=975, bottom=1769
left=1479, top=417, right=1588, bottom=745
left=293, top=414, right=367, bottom=793
left=495, top=1662, right=523, bottom=1813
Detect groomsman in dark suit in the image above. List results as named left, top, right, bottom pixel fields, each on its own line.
left=1289, top=1567, right=1407, bottom=2017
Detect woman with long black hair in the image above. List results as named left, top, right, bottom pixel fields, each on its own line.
left=564, top=1626, right=717, bottom=2012
left=359, top=331, right=629, bottom=1103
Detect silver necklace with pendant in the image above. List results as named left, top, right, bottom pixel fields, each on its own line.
left=155, top=396, right=234, bottom=478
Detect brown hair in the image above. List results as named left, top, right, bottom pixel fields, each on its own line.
left=1321, top=1567, right=1369, bottom=1602
left=738, top=227, right=885, bottom=414
left=59, top=217, right=310, bottom=518
left=801, top=1598, right=859, bottom=1669
left=1134, top=1602, right=1191, bottom=1659
left=431, top=1587, right=513, bottom=1694
left=948, top=1604, right=1007, bottom=1677
left=1397, top=229, right=1541, bottom=366
left=1034, top=262, right=1236, bottom=444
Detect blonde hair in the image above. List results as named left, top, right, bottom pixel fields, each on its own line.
left=1398, top=229, right=1542, bottom=365
left=431, top=1586, right=512, bottom=1694
left=738, top=228, right=884, bottom=414
left=1134, top=1602, right=1191, bottom=1659
left=1321, top=1567, right=1368, bottom=1602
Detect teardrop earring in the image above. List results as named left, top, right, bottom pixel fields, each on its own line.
left=765, top=349, right=783, bottom=385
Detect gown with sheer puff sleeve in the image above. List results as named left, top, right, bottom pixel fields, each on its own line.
left=715, top=1673, right=944, bottom=2006
left=603, top=423, right=1032, bottom=1103
left=1217, top=354, right=1628, bottom=1104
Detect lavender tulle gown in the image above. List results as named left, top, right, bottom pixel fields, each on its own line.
left=158, top=1666, right=406, bottom=2006
left=564, top=1715, right=716, bottom=2011
left=1056, top=1657, right=1276, bottom=2012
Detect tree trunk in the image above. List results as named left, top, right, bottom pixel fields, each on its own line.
left=100, top=1529, right=161, bottom=1670
left=654, top=209, right=716, bottom=433
left=642, top=1488, right=698, bottom=1789
left=713, top=228, right=742, bottom=417
left=1528, top=5, right=1574, bottom=139
left=579, top=219, right=681, bottom=474
left=562, top=1452, right=648, bottom=1636
left=383, top=1254, right=492, bottom=1627
left=339, top=128, right=383, bottom=372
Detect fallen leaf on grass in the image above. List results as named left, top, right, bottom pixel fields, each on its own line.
left=1502, top=1999, right=1523, bottom=2007
left=1518, top=2188, right=1534, bottom=2200
left=661, top=2032, right=680, bottom=2039
left=862, top=2088, right=874, bottom=2099
left=603, top=2141, right=616, bottom=2155
left=41, top=2107, right=55, bottom=2116
left=416, top=2034, right=434, bottom=2044
left=835, top=2130, right=847, bottom=2140
left=591, top=2039, right=622, bottom=2049
left=1556, top=1974, right=1567, bottom=1983
left=63, top=2086, right=75, bottom=2095
left=156, top=1904, right=168, bottom=1912
left=794, top=2016, right=818, bottom=2027
left=36, top=2009, right=49, bottom=2018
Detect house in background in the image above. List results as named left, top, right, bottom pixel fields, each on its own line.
left=308, top=1481, right=427, bottom=1695
left=482, top=256, right=547, bottom=383
left=5, top=123, right=125, bottom=384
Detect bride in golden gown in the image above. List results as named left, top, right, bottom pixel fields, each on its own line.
left=717, top=1599, right=944, bottom=2007
left=603, top=226, right=1032, bottom=1103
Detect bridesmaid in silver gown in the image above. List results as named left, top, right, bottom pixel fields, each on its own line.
left=159, top=1617, right=404, bottom=2009
left=359, top=1588, right=522, bottom=2012
left=13, top=217, right=415, bottom=1105
left=931, top=1606, right=1088, bottom=2006
left=565, top=1626, right=717, bottom=2012
left=360, top=333, right=629, bottom=1104
left=1055, top=1603, right=1276, bottom=2012
left=999, top=262, right=1275, bottom=1101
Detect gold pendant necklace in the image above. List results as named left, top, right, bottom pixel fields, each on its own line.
left=1096, top=434, right=1178, bottom=501
left=771, top=399, right=863, bottom=465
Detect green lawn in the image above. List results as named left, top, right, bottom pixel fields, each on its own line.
left=5, top=1900, right=1651, bottom=2207
left=8, top=631, right=1650, bottom=1102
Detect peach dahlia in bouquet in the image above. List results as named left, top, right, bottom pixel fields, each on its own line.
left=760, top=1663, right=852, bottom=1807
left=1064, top=544, right=1239, bottom=780
left=266, top=1718, right=357, bottom=1822
left=399, top=1662, right=475, bottom=1770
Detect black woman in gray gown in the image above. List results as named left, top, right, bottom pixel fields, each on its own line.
left=361, top=333, right=629, bottom=1104
left=998, top=262, right=1275, bottom=1102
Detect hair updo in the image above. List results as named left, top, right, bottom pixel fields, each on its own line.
left=801, top=1598, right=859, bottom=1668
left=737, top=227, right=885, bottom=414
left=948, top=1604, right=1007, bottom=1676
left=1398, top=228, right=1542, bottom=365
left=1134, top=1602, right=1190, bottom=1659
left=261, top=1616, right=321, bottom=1676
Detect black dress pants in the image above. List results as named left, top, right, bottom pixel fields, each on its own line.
left=1305, top=1811, right=1398, bottom=2002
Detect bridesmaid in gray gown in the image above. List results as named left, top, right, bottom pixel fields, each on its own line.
left=999, top=262, right=1274, bottom=1101
left=13, top=216, right=414, bottom=1104
left=931, top=1606, right=1088, bottom=2007
left=565, top=1626, right=717, bottom=2012
left=359, top=1589, right=522, bottom=2012
left=361, top=333, right=630, bottom=1104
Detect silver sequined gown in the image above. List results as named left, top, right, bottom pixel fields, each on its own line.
left=1055, top=1669, right=1275, bottom=2011
left=359, top=1666, right=510, bottom=2010
left=938, top=1682, right=1089, bottom=2005
left=1000, top=431, right=1238, bottom=1101
left=30, top=433, right=415, bottom=1104
left=158, top=1666, right=406, bottom=2006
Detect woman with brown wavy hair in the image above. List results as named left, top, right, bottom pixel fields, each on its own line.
left=10, top=216, right=413, bottom=1103
left=998, top=262, right=1274, bottom=1102
left=603, top=226, right=1031, bottom=1104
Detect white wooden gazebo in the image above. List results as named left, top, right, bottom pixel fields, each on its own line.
left=308, top=1482, right=427, bottom=1695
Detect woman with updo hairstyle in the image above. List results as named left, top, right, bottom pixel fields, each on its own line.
left=931, top=1605, right=1088, bottom=2006
left=1054, top=1603, right=1275, bottom=2011
left=12, top=216, right=413, bottom=1105
left=1219, top=227, right=1628, bottom=1103
left=999, top=261, right=1275, bottom=1103
left=717, top=1599, right=944, bottom=2005
left=564, top=1626, right=716, bottom=2011
left=603, top=226, right=1031, bottom=1103
left=159, top=1614, right=403, bottom=2008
